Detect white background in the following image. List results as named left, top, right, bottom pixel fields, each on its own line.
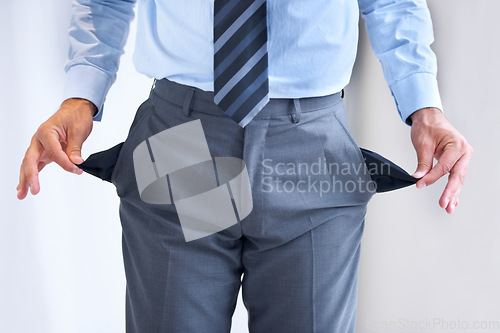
left=1, top=1, right=499, bottom=332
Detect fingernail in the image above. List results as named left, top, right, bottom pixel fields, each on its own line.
left=71, top=155, right=84, bottom=164
left=443, top=198, right=450, bottom=209
left=413, top=171, right=424, bottom=178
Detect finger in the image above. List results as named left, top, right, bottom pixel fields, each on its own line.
left=412, top=142, right=435, bottom=187
left=446, top=198, right=460, bottom=214
left=420, top=145, right=463, bottom=187
left=38, top=160, right=48, bottom=173
left=38, top=129, right=82, bottom=174
left=444, top=187, right=461, bottom=214
left=66, top=126, right=86, bottom=165
left=17, top=163, right=30, bottom=200
left=18, top=137, right=44, bottom=198
left=22, top=139, right=46, bottom=196
left=439, top=152, right=471, bottom=213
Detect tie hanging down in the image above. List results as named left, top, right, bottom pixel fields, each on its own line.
left=213, top=0, right=270, bottom=127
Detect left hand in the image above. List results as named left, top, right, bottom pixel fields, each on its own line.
left=410, top=107, right=473, bottom=214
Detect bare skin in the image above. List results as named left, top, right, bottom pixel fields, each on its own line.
left=16, top=98, right=96, bottom=199
left=16, top=101, right=472, bottom=214
left=410, top=107, right=473, bottom=214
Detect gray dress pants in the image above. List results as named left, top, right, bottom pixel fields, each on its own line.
left=109, top=78, right=374, bottom=332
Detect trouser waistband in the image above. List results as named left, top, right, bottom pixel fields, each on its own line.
left=151, top=78, right=343, bottom=123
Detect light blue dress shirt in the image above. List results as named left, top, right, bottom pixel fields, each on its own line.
left=63, top=0, right=443, bottom=124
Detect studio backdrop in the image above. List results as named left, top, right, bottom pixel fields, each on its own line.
left=1, top=1, right=499, bottom=332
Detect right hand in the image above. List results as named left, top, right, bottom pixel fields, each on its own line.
left=17, top=98, right=97, bottom=200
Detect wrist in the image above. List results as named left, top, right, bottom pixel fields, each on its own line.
left=409, top=107, right=443, bottom=125
left=61, top=98, right=98, bottom=118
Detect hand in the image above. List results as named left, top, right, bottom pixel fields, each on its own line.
left=17, top=98, right=97, bottom=200
left=410, top=107, right=473, bottom=214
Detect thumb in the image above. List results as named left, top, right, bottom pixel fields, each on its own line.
left=66, top=128, right=87, bottom=165
left=412, top=147, right=434, bottom=179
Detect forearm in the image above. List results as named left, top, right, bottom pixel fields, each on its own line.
left=358, top=0, right=443, bottom=124
left=63, top=0, right=137, bottom=121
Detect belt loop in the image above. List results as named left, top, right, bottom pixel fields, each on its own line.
left=182, top=87, right=195, bottom=117
left=341, top=89, right=344, bottom=99
left=291, top=99, right=302, bottom=123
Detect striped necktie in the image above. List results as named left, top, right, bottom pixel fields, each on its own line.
left=213, top=0, right=269, bottom=127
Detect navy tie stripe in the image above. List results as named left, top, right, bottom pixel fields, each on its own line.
left=214, top=16, right=267, bottom=79
left=214, top=8, right=267, bottom=98
left=214, top=0, right=269, bottom=127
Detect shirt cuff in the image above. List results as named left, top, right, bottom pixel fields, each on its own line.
left=390, top=72, right=444, bottom=126
left=63, top=64, right=113, bottom=122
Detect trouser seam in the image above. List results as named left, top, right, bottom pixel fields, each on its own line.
left=310, top=230, right=316, bottom=333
